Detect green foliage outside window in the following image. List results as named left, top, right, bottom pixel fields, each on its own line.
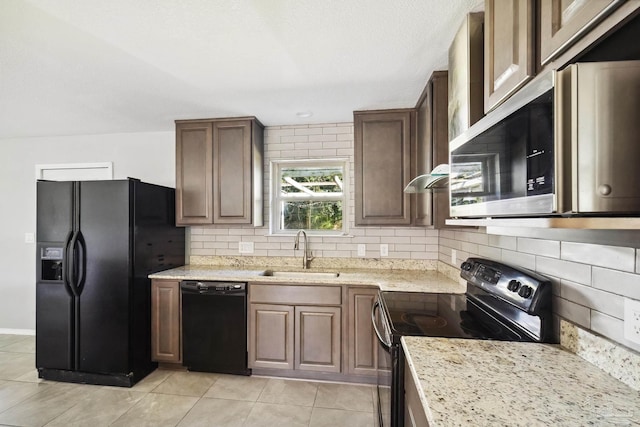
left=280, top=166, right=343, bottom=231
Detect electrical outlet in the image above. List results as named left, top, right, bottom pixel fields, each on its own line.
left=380, top=244, right=389, bottom=257
left=624, top=298, right=640, bottom=345
left=24, top=233, right=35, bottom=244
left=357, top=244, right=366, bottom=257
left=451, top=249, right=457, bottom=266
left=238, top=241, right=254, bottom=254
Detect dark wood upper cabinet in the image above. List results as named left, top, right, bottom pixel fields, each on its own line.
left=484, top=0, right=535, bottom=113
left=539, top=0, right=624, bottom=66
left=176, top=122, right=213, bottom=225
left=414, top=71, right=449, bottom=228
left=175, top=117, right=264, bottom=227
left=354, top=109, right=414, bottom=226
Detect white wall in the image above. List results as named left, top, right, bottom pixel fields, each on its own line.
left=0, top=131, right=175, bottom=331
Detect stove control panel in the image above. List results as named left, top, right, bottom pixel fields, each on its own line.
left=460, top=258, right=551, bottom=315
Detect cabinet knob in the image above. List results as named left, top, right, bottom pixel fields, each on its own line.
left=598, top=184, right=612, bottom=196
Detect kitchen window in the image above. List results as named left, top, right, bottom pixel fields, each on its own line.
left=271, top=159, right=348, bottom=235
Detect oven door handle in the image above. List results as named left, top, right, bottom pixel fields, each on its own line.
left=371, top=300, right=391, bottom=350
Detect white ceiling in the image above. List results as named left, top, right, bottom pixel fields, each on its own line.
left=0, top=0, right=483, bottom=138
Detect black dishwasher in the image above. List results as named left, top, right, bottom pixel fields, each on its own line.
left=180, top=281, right=251, bottom=375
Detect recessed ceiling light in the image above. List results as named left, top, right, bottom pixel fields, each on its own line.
left=296, top=111, right=313, bottom=118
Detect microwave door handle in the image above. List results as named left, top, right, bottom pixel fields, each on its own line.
left=371, top=300, right=391, bottom=350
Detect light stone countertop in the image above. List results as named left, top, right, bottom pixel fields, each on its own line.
left=149, top=265, right=465, bottom=293
left=402, top=336, right=640, bottom=426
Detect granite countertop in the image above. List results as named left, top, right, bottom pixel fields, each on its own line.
left=149, top=265, right=464, bottom=293
left=402, top=337, right=640, bottom=426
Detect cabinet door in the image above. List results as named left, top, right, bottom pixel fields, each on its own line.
left=354, top=110, right=414, bottom=226
left=295, top=306, right=341, bottom=373
left=347, top=287, right=378, bottom=376
left=484, top=0, right=535, bottom=112
left=540, top=0, right=622, bottom=65
left=151, top=280, right=181, bottom=363
left=414, top=71, right=449, bottom=228
left=249, top=304, right=294, bottom=370
left=213, top=120, right=252, bottom=224
left=176, top=122, right=213, bottom=225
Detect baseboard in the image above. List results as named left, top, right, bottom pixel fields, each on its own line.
left=0, top=328, right=36, bottom=336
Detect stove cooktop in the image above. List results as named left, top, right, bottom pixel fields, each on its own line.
left=380, top=291, right=525, bottom=342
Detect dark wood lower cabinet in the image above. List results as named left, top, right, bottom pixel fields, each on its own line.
left=151, top=279, right=182, bottom=364
left=295, top=306, right=341, bottom=373
left=249, top=303, right=295, bottom=370
left=347, top=287, right=378, bottom=376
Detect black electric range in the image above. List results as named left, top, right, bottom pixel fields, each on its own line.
left=373, top=258, right=554, bottom=427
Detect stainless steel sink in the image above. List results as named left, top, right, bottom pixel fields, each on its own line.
left=263, top=270, right=340, bottom=279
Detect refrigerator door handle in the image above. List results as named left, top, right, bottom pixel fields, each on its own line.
left=76, top=232, right=86, bottom=294
left=62, top=230, right=76, bottom=296
left=67, top=230, right=80, bottom=297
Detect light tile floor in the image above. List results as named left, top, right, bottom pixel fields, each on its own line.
left=0, top=334, right=376, bottom=426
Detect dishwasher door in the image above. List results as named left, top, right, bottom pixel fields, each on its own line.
left=180, top=281, right=251, bottom=375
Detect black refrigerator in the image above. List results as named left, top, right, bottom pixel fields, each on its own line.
left=36, top=178, right=185, bottom=387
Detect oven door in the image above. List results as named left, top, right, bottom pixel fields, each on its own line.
left=372, top=299, right=393, bottom=426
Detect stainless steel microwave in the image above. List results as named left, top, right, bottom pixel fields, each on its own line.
left=449, top=60, right=640, bottom=218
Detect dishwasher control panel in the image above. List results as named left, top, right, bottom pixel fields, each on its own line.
left=181, top=281, right=246, bottom=294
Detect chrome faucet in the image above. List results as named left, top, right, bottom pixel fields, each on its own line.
left=294, top=230, right=314, bottom=269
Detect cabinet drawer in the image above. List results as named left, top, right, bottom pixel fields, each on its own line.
left=250, top=284, right=341, bottom=305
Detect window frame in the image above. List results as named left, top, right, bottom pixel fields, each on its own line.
left=270, top=158, right=349, bottom=236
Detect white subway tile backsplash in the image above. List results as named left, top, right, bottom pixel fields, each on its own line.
left=390, top=251, right=411, bottom=259
left=517, top=238, right=560, bottom=258
left=255, top=242, right=282, bottom=250
left=562, top=241, right=636, bottom=273
left=203, top=242, right=229, bottom=249
left=456, top=231, right=489, bottom=246
left=439, top=230, right=457, bottom=240
left=308, top=134, right=337, bottom=142
left=308, top=149, right=338, bottom=157
left=501, top=250, right=536, bottom=270
left=554, top=296, right=591, bottom=329
left=382, top=236, right=410, bottom=244
left=280, top=135, right=309, bottom=143
left=294, top=127, right=323, bottom=135
left=337, top=132, right=354, bottom=141
left=561, top=279, right=624, bottom=319
left=322, top=250, right=351, bottom=258
left=488, top=234, right=517, bottom=251
left=296, top=141, right=324, bottom=150
left=267, top=142, right=297, bottom=151
left=536, top=256, right=591, bottom=285
left=395, top=244, right=426, bottom=252
left=410, top=237, right=439, bottom=245
left=477, top=245, right=502, bottom=261
left=592, top=267, right=640, bottom=300
left=322, top=141, right=350, bottom=149
left=439, top=238, right=462, bottom=250
left=264, top=128, right=295, bottom=137
left=365, top=228, right=396, bottom=237
left=201, top=228, right=230, bottom=235
left=459, top=241, right=479, bottom=255
left=323, top=126, right=352, bottom=134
